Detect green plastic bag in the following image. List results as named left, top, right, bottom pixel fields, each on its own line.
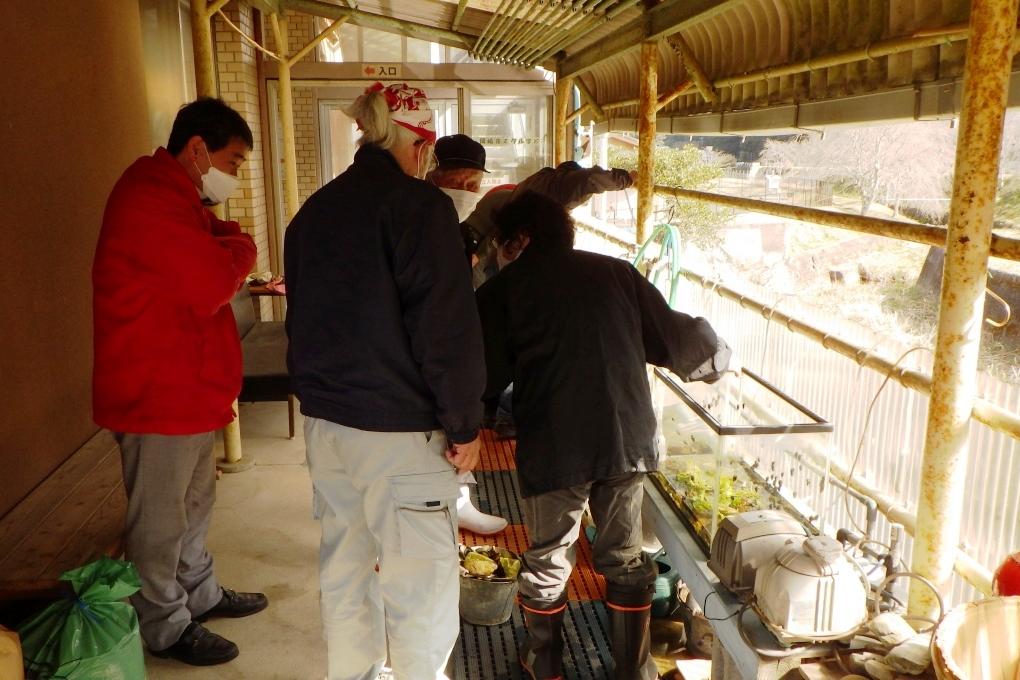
left=18, top=556, right=145, bottom=680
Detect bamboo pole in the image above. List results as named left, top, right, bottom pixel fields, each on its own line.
left=288, top=15, right=348, bottom=64
left=512, top=0, right=603, bottom=65
left=714, top=23, right=971, bottom=90
left=452, top=0, right=470, bottom=32
left=501, top=0, right=571, bottom=64
left=575, top=77, right=606, bottom=122
left=656, top=79, right=693, bottom=111
left=488, top=0, right=552, bottom=61
left=270, top=14, right=301, bottom=223
left=653, top=186, right=1020, bottom=262
left=667, top=35, right=717, bottom=103
left=529, top=0, right=642, bottom=67
left=636, top=41, right=657, bottom=245
left=554, top=75, right=573, bottom=164
left=191, top=1, right=218, bottom=98
left=473, top=0, right=524, bottom=56
left=480, top=0, right=532, bottom=59
left=191, top=1, right=249, bottom=468
left=908, top=0, right=1019, bottom=621
left=596, top=23, right=1019, bottom=114
left=284, top=0, right=474, bottom=50
left=565, top=102, right=592, bottom=125
left=603, top=98, right=639, bottom=111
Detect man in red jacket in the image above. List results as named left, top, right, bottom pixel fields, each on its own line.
left=93, top=98, right=267, bottom=667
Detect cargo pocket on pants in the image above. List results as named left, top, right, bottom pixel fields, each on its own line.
left=389, top=470, right=459, bottom=559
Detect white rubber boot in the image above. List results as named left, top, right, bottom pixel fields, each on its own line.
left=456, top=484, right=508, bottom=535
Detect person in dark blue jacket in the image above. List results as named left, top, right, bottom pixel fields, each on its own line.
left=285, top=82, right=485, bottom=680
left=477, top=191, right=730, bottom=680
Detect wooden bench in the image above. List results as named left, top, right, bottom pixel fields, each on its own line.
left=0, top=431, right=126, bottom=600
left=231, top=286, right=295, bottom=438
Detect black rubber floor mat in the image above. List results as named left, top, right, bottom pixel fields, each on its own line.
left=454, top=601, right=613, bottom=679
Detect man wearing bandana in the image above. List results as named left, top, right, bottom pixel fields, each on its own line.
left=285, top=83, right=485, bottom=680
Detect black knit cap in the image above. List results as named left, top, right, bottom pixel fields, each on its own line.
left=435, top=134, right=489, bottom=172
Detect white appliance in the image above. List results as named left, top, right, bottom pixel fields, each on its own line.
left=708, top=510, right=809, bottom=592
left=753, top=535, right=869, bottom=643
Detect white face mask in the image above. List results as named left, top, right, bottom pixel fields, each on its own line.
left=440, top=187, right=482, bottom=222
left=415, top=143, right=435, bottom=181
left=195, top=145, right=241, bottom=205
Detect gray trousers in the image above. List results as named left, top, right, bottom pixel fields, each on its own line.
left=117, top=432, right=222, bottom=650
left=519, top=472, right=657, bottom=607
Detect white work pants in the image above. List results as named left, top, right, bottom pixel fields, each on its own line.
left=305, top=417, right=461, bottom=680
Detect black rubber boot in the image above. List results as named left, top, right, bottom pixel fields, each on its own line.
left=519, top=597, right=567, bottom=679
left=606, top=582, right=659, bottom=680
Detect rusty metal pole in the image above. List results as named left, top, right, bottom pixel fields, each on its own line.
left=908, top=0, right=1019, bottom=619
left=554, top=75, right=573, bottom=165
left=636, top=41, right=658, bottom=245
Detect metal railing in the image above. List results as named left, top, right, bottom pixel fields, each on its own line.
left=624, top=220, right=1015, bottom=603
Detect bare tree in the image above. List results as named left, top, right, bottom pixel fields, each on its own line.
left=762, top=122, right=956, bottom=220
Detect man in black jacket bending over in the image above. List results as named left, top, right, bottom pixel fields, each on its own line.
left=476, top=192, right=730, bottom=680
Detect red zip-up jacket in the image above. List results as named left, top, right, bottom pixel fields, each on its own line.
left=93, top=147, right=257, bottom=435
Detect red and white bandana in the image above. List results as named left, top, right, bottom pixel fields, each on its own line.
left=366, top=82, right=436, bottom=143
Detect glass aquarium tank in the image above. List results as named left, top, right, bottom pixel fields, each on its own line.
left=651, top=367, right=834, bottom=554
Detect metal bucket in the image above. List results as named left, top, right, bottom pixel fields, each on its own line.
left=459, top=574, right=519, bottom=626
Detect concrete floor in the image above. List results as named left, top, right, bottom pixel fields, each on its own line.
left=147, top=401, right=326, bottom=680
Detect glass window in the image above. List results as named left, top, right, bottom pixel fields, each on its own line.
left=406, top=37, right=431, bottom=63
left=361, top=27, right=403, bottom=62
left=470, top=96, right=550, bottom=186
left=331, top=23, right=359, bottom=62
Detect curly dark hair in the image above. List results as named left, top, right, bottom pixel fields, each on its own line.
left=492, top=191, right=575, bottom=251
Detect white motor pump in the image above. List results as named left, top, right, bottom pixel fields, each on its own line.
left=753, top=535, right=868, bottom=643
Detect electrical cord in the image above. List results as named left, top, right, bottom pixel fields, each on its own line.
left=702, top=590, right=741, bottom=622
left=838, top=346, right=932, bottom=538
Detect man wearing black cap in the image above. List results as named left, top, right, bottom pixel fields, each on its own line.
left=428, top=133, right=489, bottom=221
left=425, top=134, right=509, bottom=537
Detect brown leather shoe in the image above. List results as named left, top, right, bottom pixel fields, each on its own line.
left=151, top=622, right=239, bottom=666
left=196, top=588, right=268, bottom=621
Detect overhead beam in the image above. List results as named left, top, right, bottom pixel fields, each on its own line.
left=283, top=0, right=475, bottom=51
left=667, top=35, right=717, bottom=104
left=451, top=0, right=470, bottom=32
left=565, top=102, right=593, bottom=125
left=559, top=0, right=744, bottom=78
left=574, top=77, right=606, bottom=122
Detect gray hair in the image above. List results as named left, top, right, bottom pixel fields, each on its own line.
left=345, top=89, right=417, bottom=151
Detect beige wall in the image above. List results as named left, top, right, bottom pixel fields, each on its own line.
left=263, top=9, right=317, bottom=63
left=0, top=2, right=152, bottom=516
left=293, top=86, right=321, bottom=205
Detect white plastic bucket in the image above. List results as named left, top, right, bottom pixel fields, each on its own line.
left=932, top=596, right=1020, bottom=680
